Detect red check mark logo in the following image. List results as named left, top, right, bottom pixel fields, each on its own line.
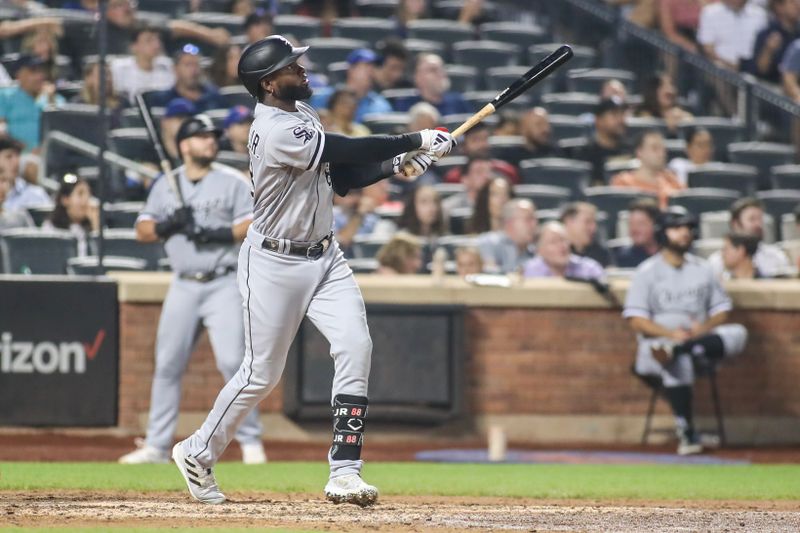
left=83, top=329, right=106, bottom=360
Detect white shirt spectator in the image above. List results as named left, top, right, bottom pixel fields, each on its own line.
left=667, top=157, right=696, bottom=186
left=0, top=63, right=11, bottom=87
left=111, top=55, right=175, bottom=103
left=697, top=1, right=768, bottom=67
left=708, top=242, right=791, bottom=279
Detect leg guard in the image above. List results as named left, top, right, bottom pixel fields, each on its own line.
left=664, top=385, right=695, bottom=435
left=330, top=394, right=368, bottom=461
left=675, top=334, right=725, bottom=360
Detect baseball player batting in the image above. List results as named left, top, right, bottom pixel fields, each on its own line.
left=120, top=115, right=266, bottom=465
left=171, top=35, right=455, bottom=507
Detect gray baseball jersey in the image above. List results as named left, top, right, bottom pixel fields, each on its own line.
left=247, top=101, right=332, bottom=243
left=623, top=252, right=732, bottom=332
left=138, top=164, right=253, bottom=274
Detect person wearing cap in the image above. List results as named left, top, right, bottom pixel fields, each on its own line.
left=570, top=96, right=631, bottom=186
left=111, top=25, right=176, bottom=103
left=161, top=98, right=197, bottom=162
left=219, top=105, right=254, bottom=153
left=0, top=55, right=65, bottom=152
left=119, top=113, right=266, bottom=466
left=244, top=10, right=274, bottom=45
left=309, top=48, right=392, bottom=122
left=148, top=44, right=227, bottom=112
left=611, top=130, right=685, bottom=209
left=392, top=53, right=472, bottom=116
left=0, top=137, right=51, bottom=211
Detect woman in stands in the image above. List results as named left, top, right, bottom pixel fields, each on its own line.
left=667, top=126, right=715, bottom=185
left=398, top=184, right=447, bottom=239
left=636, top=73, right=694, bottom=136
left=209, top=44, right=242, bottom=88
left=470, top=176, right=513, bottom=234
left=323, top=88, right=371, bottom=137
left=43, top=173, right=98, bottom=256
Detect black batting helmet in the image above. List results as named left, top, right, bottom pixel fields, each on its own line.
left=238, top=35, right=309, bottom=98
left=654, top=207, right=699, bottom=245
left=175, top=114, right=222, bottom=147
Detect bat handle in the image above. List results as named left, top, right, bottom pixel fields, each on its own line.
left=451, top=103, right=496, bottom=138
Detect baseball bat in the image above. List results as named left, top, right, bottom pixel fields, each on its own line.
left=403, top=45, right=574, bottom=176
left=135, top=92, right=185, bottom=206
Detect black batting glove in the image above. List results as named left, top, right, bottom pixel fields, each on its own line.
left=155, top=206, right=194, bottom=239
left=189, top=226, right=234, bottom=244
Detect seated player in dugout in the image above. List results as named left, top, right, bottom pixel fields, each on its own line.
left=623, top=209, right=748, bottom=455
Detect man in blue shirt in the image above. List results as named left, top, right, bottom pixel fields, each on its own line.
left=309, top=48, right=392, bottom=122
left=750, top=0, right=800, bottom=83
left=392, top=53, right=472, bottom=116
left=0, top=55, right=65, bottom=152
left=148, top=44, right=226, bottom=112
left=0, top=137, right=51, bottom=211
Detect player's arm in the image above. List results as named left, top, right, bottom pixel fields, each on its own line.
left=135, top=219, right=159, bottom=243
left=627, top=316, right=684, bottom=340
left=689, top=311, right=729, bottom=337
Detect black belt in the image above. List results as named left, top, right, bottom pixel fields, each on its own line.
left=178, top=265, right=236, bottom=282
left=261, top=232, right=333, bottom=260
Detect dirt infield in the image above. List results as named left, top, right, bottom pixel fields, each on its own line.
left=2, top=491, right=800, bottom=532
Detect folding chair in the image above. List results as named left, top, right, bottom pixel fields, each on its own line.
left=332, top=18, right=396, bottom=43
left=519, top=158, right=592, bottom=198
left=687, top=163, right=758, bottom=197
left=0, top=228, right=78, bottom=274
left=274, top=14, right=321, bottom=41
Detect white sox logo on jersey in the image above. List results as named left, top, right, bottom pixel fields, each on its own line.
left=292, top=126, right=314, bottom=143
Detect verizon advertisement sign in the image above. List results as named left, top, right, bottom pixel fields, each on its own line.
left=0, top=279, right=118, bottom=426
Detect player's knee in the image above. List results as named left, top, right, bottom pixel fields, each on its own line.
left=717, top=324, right=748, bottom=357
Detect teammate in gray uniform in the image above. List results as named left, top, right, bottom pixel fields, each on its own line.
left=119, top=115, right=266, bottom=465
left=171, top=35, right=455, bottom=507
left=623, top=209, right=747, bottom=455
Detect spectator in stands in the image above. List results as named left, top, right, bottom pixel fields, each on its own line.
left=374, top=39, right=412, bottom=91
left=751, top=0, right=800, bottom=83
left=721, top=232, right=763, bottom=279
left=408, top=102, right=441, bottom=131
left=606, top=0, right=658, bottom=29
left=20, top=28, right=60, bottom=82
left=442, top=156, right=494, bottom=216
left=444, top=123, right=520, bottom=184
left=697, top=0, right=768, bottom=71
left=658, top=0, right=705, bottom=53
left=524, top=221, right=605, bottom=280
left=636, top=73, right=693, bottom=137
left=560, top=202, right=612, bottom=267
left=519, top=107, right=560, bottom=159
left=243, top=10, right=273, bottom=45
left=43, top=173, right=98, bottom=256
left=297, top=0, right=354, bottom=36
left=611, top=130, right=685, bottom=208
left=667, top=126, right=715, bottom=185
left=455, top=246, right=484, bottom=277
left=0, top=16, right=61, bottom=47
left=0, top=137, right=51, bottom=210
left=160, top=98, right=196, bottom=162
left=458, top=0, right=495, bottom=25
left=0, top=55, right=65, bottom=152
left=708, top=197, right=791, bottom=278
left=323, top=88, right=371, bottom=136
left=231, top=0, right=258, bottom=16
left=779, top=38, right=800, bottom=101
left=494, top=110, right=520, bottom=136
left=0, top=171, right=34, bottom=230
left=398, top=184, right=447, bottom=238
left=614, top=198, right=661, bottom=268
left=218, top=106, right=253, bottom=154
left=394, top=0, right=431, bottom=38
left=148, top=44, right=227, bottom=112
left=310, top=49, right=392, bottom=122
left=333, top=188, right=395, bottom=258
left=477, top=198, right=538, bottom=274
left=393, top=54, right=472, bottom=116
left=572, top=96, right=630, bottom=185
left=601, top=79, right=630, bottom=104
left=376, top=232, right=423, bottom=275
left=111, top=26, right=175, bottom=104
left=72, top=62, right=126, bottom=127
left=470, top=176, right=513, bottom=234
left=209, top=44, right=243, bottom=88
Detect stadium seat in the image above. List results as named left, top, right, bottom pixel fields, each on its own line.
left=535, top=208, right=562, bottom=224
left=407, top=20, right=475, bottom=58
left=463, top=90, right=531, bottom=112
left=326, top=61, right=349, bottom=85
left=692, top=238, right=724, bottom=259
left=219, top=86, right=255, bottom=109
left=362, top=113, right=410, bottom=135
left=479, top=22, right=550, bottom=49
left=41, top=104, right=111, bottom=178
left=137, top=0, right=188, bottom=17
left=625, top=116, right=668, bottom=138
left=486, top=66, right=546, bottom=97
left=679, top=118, right=745, bottom=162
left=541, top=93, right=599, bottom=117
left=346, top=258, right=380, bottom=273
left=700, top=211, right=731, bottom=240
left=687, top=163, right=758, bottom=197
left=332, top=18, right=396, bottom=43
left=604, top=159, right=640, bottom=183
left=529, top=43, right=596, bottom=70
left=274, top=15, right=321, bottom=41
left=668, top=188, right=741, bottom=216
left=488, top=136, right=528, bottom=166
left=92, top=228, right=165, bottom=270
left=434, top=0, right=498, bottom=20
left=664, top=138, right=687, bottom=160
left=770, top=164, right=800, bottom=190
left=756, top=190, right=800, bottom=240
left=432, top=182, right=465, bottom=200
left=728, top=142, right=796, bottom=190
left=402, top=38, right=446, bottom=57
left=584, top=187, right=657, bottom=239
left=304, top=38, right=369, bottom=69
left=183, top=12, right=244, bottom=35
left=548, top=114, right=591, bottom=141
left=108, top=128, right=160, bottom=166
left=381, top=88, right=420, bottom=108
left=120, top=107, right=146, bottom=129
left=355, top=0, right=399, bottom=18
left=514, top=184, right=571, bottom=210
left=0, top=228, right=77, bottom=275
left=447, top=206, right=474, bottom=235
left=352, top=234, right=391, bottom=259
left=105, top=202, right=144, bottom=229
left=566, top=68, right=637, bottom=93
left=452, top=40, right=521, bottom=69
left=519, top=158, right=592, bottom=198
left=445, top=64, right=480, bottom=92
left=67, top=255, right=148, bottom=275
left=26, top=206, right=53, bottom=227
left=216, top=151, right=249, bottom=172
left=607, top=236, right=632, bottom=265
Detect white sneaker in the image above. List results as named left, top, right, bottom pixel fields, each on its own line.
left=677, top=433, right=704, bottom=456
left=118, top=440, right=169, bottom=464
left=324, top=474, right=379, bottom=507
left=172, top=442, right=226, bottom=504
left=241, top=442, right=267, bottom=465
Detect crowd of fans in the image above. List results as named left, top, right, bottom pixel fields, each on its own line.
left=0, top=0, right=798, bottom=281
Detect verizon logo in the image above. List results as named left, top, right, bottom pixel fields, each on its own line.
left=0, top=330, right=105, bottom=374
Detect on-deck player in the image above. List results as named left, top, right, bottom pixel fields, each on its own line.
left=119, top=115, right=266, bottom=466
left=172, top=36, right=455, bottom=507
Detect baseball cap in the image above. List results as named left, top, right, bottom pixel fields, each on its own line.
left=175, top=114, right=222, bottom=146
left=164, top=98, right=197, bottom=118
left=16, top=54, right=48, bottom=70
left=223, top=105, right=254, bottom=128
left=173, top=43, right=201, bottom=62
left=594, top=96, right=626, bottom=116
left=346, top=48, right=377, bottom=66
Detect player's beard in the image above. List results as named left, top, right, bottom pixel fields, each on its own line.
left=664, top=236, right=692, bottom=255
left=275, top=83, right=313, bottom=102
